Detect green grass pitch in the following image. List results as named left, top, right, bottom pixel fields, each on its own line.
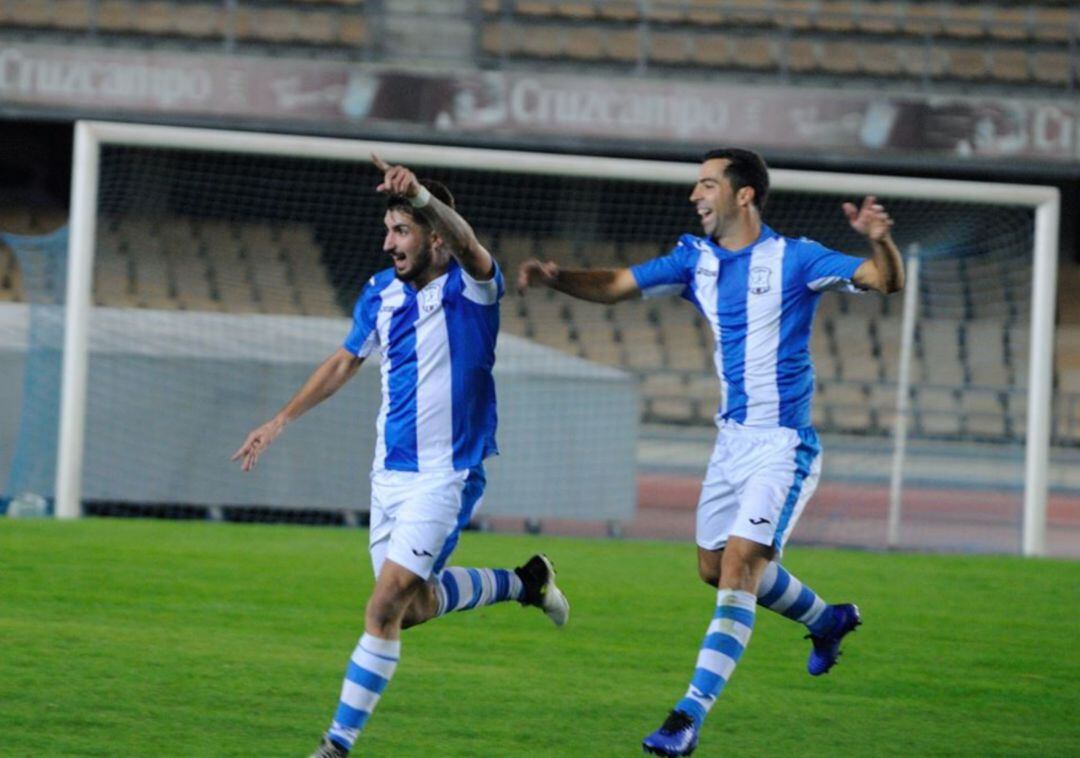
left=2, top=519, right=1077, bottom=756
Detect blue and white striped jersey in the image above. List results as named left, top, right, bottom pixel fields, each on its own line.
left=631, top=224, right=863, bottom=430
left=343, top=260, right=504, bottom=472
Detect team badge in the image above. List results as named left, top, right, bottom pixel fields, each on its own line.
left=420, top=284, right=442, bottom=314
left=749, top=267, right=772, bottom=294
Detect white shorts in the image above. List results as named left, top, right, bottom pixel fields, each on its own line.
left=696, top=420, right=822, bottom=553
left=368, top=465, right=486, bottom=581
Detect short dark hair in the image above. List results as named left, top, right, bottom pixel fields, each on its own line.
left=703, top=147, right=770, bottom=211
left=386, top=179, right=455, bottom=227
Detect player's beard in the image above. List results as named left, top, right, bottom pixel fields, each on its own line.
left=394, top=240, right=433, bottom=284
left=707, top=205, right=738, bottom=243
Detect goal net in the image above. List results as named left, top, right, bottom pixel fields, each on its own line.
left=1, top=122, right=1059, bottom=553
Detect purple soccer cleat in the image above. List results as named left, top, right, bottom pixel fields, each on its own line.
left=807, top=603, right=862, bottom=676
left=642, top=709, right=698, bottom=756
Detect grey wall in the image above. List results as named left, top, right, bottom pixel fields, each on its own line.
left=0, top=304, right=637, bottom=523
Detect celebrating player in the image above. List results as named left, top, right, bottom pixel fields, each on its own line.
left=234, top=155, right=569, bottom=758
left=517, top=147, right=903, bottom=756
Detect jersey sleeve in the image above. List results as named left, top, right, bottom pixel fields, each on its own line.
left=342, top=277, right=382, bottom=357
left=460, top=259, right=504, bottom=305
left=796, top=238, right=865, bottom=293
left=630, top=236, right=698, bottom=299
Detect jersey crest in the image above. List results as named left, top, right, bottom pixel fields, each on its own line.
left=749, top=266, right=773, bottom=294
left=420, top=284, right=443, bottom=314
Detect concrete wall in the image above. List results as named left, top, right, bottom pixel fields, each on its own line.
left=0, top=304, right=638, bottom=522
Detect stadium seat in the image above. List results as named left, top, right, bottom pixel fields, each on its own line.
left=774, top=0, right=815, bottom=30
left=990, top=49, right=1031, bottom=84
left=525, top=293, right=566, bottom=325
left=53, top=0, right=94, bottom=30
left=565, top=26, right=607, bottom=60
left=901, top=2, right=944, bottom=36
left=867, top=383, right=899, bottom=431
left=959, top=387, right=1006, bottom=438
left=235, top=7, right=300, bottom=43
left=607, top=28, right=642, bottom=63
left=916, top=386, right=961, bottom=436
left=987, top=6, right=1032, bottom=41
left=95, top=0, right=137, bottom=32
left=136, top=1, right=174, bottom=35
left=919, top=319, right=965, bottom=385
left=816, top=1, right=857, bottom=33
left=858, top=42, right=905, bottom=76
left=295, top=11, right=340, bottom=45
left=502, top=308, right=529, bottom=337
left=821, top=381, right=871, bottom=432
left=947, top=48, right=989, bottom=80
left=597, top=0, right=640, bottom=22
left=686, top=373, right=720, bottom=421
left=819, top=41, right=860, bottom=74
left=6, top=0, right=53, bottom=26
left=520, top=25, right=564, bottom=57
left=1031, top=52, right=1072, bottom=86
left=642, top=371, right=688, bottom=407
left=337, top=13, right=367, bottom=46
left=686, top=0, right=725, bottom=26
left=514, top=0, right=557, bottom=17
left=1031, top=7, right=1074, bottom=43
left=941, top=4, right=986, bottom=39
left=642, top=1, right=685, bottom=24
left=965, top=319, right=1009, bottom=387
left=692, top=34, right=733, bottom=67
left=857, top=1, right=902, bottom=34
left=648, top=32, right=693, bottom=65
left=626, top=341, right=666, bottom=372
left=784, top=39, right=819, bottom=73
left=577, top=326, right=623, bottom=366
left=729, top=35, right=777, bottom=71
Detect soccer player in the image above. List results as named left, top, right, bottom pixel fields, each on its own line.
left=233, top=155, right=569, bottom=758
left=517, top=148, right=903, bottom=756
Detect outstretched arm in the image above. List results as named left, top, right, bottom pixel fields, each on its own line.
left=846, top=196, right=904, bottom=294
left=231, top=347, right=363, bottom=471
left=516, top=259, right=640, bottom=304
left=371, top=154, right=495, bottom=281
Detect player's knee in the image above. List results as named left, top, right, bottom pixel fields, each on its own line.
left=698, top=549, right=723, bottom=587
left=400, top=585, right=438, bottom=630
left=365, top=591, right=410, bottom=635
left=698, top=562, right=721, bottom=587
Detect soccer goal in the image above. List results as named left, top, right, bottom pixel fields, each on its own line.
left=24, top=120, right=1060, bottom=553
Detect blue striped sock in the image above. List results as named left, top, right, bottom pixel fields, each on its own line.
left=675, top=589, right=756, bottom=728
left=327, top=633, right=400, bottom=750
left=433, top=567, right=524, bottom=616
left=756, top=562, right=832, bottom=635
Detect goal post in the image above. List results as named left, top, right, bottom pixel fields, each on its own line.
left=55, top=120, right=1059, bottom=554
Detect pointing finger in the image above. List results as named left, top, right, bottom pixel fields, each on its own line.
left=371, top=153, right=392, bottom=173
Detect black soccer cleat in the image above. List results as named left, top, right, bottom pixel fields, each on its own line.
left=310, top=736, right=349, bottom=758
left=514, top=554, right=570, bottom=627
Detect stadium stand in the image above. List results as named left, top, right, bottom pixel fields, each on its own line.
left=479, top=0, right=1078, bottom=90
left=1, top=0, right=368, bottom=51
left=2, top=207, right=1079, bottom=443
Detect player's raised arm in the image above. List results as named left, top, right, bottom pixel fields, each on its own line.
left=845, top=195, right=905, bottom=294
left=231, top=347, right=363, bottom=472
left=516, top=259, right=640, bottom=304
left=371, top=153, right=494, bottom=281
